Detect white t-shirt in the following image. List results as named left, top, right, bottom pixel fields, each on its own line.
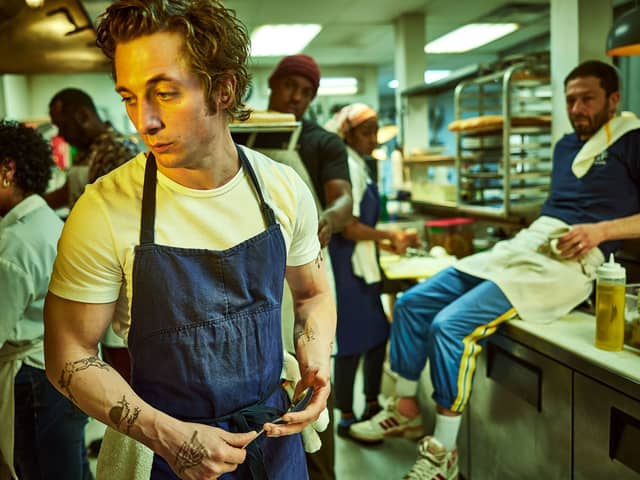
left=49, top=146, right=320, bottom=341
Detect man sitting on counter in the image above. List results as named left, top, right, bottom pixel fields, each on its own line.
left=349, top=60, right=640, bottom=480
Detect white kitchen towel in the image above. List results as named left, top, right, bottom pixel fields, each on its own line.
left=96, top=427, right=152, bottom=480
left=281, top=351, right=329, bottom=453
left=347, top=146, right=381, bottom=284
left=456, top=216, right=604, bottom=323
left=572, top=111, right=640, bottom=178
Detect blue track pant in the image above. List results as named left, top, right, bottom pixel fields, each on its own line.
left=390, top=267, right=516, bottom=412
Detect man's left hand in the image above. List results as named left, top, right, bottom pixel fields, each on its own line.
left=261, top=368, right=330, bottom=437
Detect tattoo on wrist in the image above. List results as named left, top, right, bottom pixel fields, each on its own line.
left=109, top=395, right=141, bottom=435
left=58, top=356, right=110, bottom=403
left=315, top=250, right=324, bottom=269
left=175, top=430, right=206, bottom=473
left=295, top=326, right=317, bottom=344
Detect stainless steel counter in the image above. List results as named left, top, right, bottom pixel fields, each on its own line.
left=505, top=312, right=640, bottom=399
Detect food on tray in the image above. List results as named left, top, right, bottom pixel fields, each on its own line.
left=448, top=115, right=552, bottom=133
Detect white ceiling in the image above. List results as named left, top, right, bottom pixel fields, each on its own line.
left=78, top=0, right=629, bottom=94
left=79, top=0, right=557, bottom=94
left=81, top=0, right=550, bottom=70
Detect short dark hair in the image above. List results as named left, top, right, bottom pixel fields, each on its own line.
left=49, top=88, right=98, bottom=116
left=564, top=60, right=619, bottom=96
left=95, top=0, right=251, bottom=121
left=0, top=121, right=53, bottom=195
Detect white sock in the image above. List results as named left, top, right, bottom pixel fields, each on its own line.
left=395, top=376, right=418, bottom=397
left=433, top=413, right=462, bottom=451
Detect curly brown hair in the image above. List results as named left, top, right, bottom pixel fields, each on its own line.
left=95, top=0, right=251, bottom=121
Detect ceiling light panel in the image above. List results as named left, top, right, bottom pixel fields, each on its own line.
left=317, top=77, right=358, bottom=96
left=424, top=23, right=519, bottom=54
left=250, top=24, right=322, bottom=57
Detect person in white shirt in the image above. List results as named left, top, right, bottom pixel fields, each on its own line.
left=0, top=120, right=91, bottom=479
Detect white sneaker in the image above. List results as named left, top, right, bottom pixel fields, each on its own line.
left=403, top=436, right=458, bottom=480
left=348, top=397, right=424, bottom=443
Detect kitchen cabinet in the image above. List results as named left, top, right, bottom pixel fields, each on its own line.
left=574, top=373, right=640, bottom=479
left=468, top=335, right=572, bottom=479
left=464, top=313, right=640, bottom=479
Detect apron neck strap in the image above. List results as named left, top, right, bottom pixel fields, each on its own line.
left=236, top=145, right=277, bottom=227
left=140, top=153, right=157, bottom=245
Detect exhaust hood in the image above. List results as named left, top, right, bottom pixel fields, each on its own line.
left=0, top=0, right=109, bottom=73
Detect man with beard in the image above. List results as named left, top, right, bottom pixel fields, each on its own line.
left=349, top=60, right=640, bottom=480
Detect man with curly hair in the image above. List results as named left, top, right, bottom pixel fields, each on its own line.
left=44, top=1, right=336, bottom=479
left=0, top=121, right=91, bottom=479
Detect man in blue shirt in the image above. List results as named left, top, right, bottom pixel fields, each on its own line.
left=350, top=60, right=640, bottom=480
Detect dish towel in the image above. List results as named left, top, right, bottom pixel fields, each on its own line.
left=281, top=351, right=330, bottom=453
left=96, top=427, right=152, bottom=480
left=572, top=111, right=640, bottom=178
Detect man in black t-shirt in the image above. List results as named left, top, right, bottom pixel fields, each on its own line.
left=268, top=54, right=352, bottom=247
left=268, top=54, right=353, bottom=480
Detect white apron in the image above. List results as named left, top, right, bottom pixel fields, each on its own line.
left=0, top=341, right=43, bottom=480
left=455, top=216, right=604, bottom=323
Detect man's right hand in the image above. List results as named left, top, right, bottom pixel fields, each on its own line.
left=166, top=423, right=257, bottom=480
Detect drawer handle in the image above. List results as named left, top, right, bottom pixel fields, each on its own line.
left=610, top=407, right=640, bottom=474
left=486, top=342, right=542, bottom=411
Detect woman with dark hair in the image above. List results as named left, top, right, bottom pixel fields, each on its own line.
left=0, top=121, right=91, bottom=479
left=326, top=104, right=414, bottom=439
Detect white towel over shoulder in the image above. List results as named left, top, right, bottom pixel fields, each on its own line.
left=572, top=111, right=640, bottom=178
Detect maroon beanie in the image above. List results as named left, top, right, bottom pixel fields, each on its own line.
left=268, top=54, right=321, bottom=95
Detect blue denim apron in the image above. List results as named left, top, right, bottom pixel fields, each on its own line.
left=127, top=149, right=307, bottom=479
left=329, top=180, right=389, bottom=356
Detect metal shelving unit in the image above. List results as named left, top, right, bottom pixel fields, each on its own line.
left=452, top=59, right=552, bottom=218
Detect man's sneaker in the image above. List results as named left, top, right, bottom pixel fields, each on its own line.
left=403, top=436, right=458, bottom=480
left=348, top=397, right=424, bottom=443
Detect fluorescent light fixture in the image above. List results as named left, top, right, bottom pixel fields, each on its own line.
left=424, top=23, right=519, bottom=53
left=250, top=24, right=321, bottom=57
left=317, top=77, right=358, bottom=96
left=424, top=69, right=451, bottom=83
left=387, top=70, right=451, bottom=89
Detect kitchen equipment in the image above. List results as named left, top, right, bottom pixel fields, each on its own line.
left=425, top=217, right=475, bottom=258
left=595, top=254, right=626, bottom=351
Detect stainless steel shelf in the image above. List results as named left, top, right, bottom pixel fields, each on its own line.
left=453, top=60, right=552, bottom=218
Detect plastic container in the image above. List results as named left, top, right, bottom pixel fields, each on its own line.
left=595, top=254, right=626, bottom=351
left=425, top=217, right=475, bottom=258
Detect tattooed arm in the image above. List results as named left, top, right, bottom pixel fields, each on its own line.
left=44, top=293, right=255, bottom=479
left=266, top=253, right=336, bottom=437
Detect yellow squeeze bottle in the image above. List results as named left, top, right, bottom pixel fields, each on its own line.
left=595, top=253, right=626, bottom=351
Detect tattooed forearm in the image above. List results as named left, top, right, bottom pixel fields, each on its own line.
left=109, top=395, right=141, bottom=435
left=175, top=430, right=206, bottom=473
left=295, top=326, right=317, bottom=345
left=314, top=250, right=324, bottom=269
left=58, top=356, right=110, bottom=403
